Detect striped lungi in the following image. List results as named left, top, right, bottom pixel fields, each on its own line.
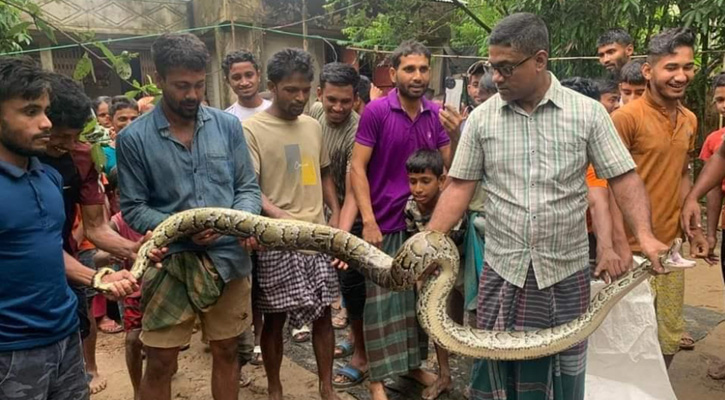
left=470, top=263, right=590, bottom=400
left=256, top=250, right=339, bottom=329
left=363, top=231, right=429, bottom=382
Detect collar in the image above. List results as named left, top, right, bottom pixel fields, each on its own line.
left=387, top=88, right=432, bottom=113
left=642, top=86, right=685, bottom=116
left=152, top=100, right=212, bottom=138
left=0, top=156, right=44, bottom=178
left=499, top=72, right=566, bottom=110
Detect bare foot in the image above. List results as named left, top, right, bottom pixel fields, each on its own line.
left=88, top=371, right=107, bottom=394
left=369, top=381, right=389, bottom=400
left=422, top=375, right=452, bottom=400
left=268, top=382, right=283, bottom=400
left=320, top=386, right=342, bottom=400
left=404, top=368, right=438, bottom=387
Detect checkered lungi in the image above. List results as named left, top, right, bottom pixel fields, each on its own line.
left=256, top=250, right=339, bottom=329
left=470, top=263, right=590, bottom=400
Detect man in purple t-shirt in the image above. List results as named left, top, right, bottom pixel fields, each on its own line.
left=350, top=40, right=455, bottom=400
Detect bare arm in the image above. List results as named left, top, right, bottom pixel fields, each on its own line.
left=350, top=143, right=382, bottom=247
left=705, top=186, right=722, bottom=252
left=82, top=204, right=139, bottom=260
left=321, top=167, right=340, bottom=227
left=682, top=148, right=725, bottom=237
left=428, top=177, right=478, bottom=233
left=261, top=194, right=292, bottom=220
left=338, top=171, right=359, bottom=232
left=608, top=170, right=669, bottom=273
left=439, top=144, right=453, bottom=170
left=588, top=186, right=625, bottom=282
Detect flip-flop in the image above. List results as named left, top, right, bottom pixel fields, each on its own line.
left=334, top=340, right=354, bottom=359
left=332, top=364, right=368, bottom=388
left=98, top=320, right=123, bottom=334
left=332, top=313, right=348, bottom=330
left=680, top=333, right=695, bottom=350
left=291, top=326, right=311, bottom=343
left=250, top=345, right=263, bottom=366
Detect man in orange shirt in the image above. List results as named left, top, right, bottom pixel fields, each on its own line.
left=610, top=28, right=706, bottom=367
left=697, top=73, right=725, bottom=265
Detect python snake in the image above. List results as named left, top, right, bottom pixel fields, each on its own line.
left=94, top=208, right=691, bottom=360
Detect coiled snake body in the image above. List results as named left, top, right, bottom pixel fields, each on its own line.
left=94, top=208, right=689, bottom=360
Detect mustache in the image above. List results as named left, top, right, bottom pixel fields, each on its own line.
left=33, top=132, right=51, bottom=140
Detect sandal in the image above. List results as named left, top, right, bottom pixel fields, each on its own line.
left=680, top=333, right=695, bottom=350
left=98, top=318, right=123, bottom=334
left=292, top=325, right=311, bottom=343
left=334, top=340, right=354, bottom=359
left=250, top=345, right=263, bottom=366
left=332, top=310, right=348, bottom=330
left=332, top=364, right=368, bottom=388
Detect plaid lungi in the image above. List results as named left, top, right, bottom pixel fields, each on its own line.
left=363, top=231, right=429, bottom=382
left=256, top=250, right=339, bottom=329
left=470, top=263, right=590, bottom=400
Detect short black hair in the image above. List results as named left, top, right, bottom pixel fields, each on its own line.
left=561, top=77, right=601, bottom=101
left=152, top=33, right=210, bottom=78
left=107, top=167, right=118, bottom=191
left=357, top=75, right=372, bottom=104
left=222, top=50, right=259, bottom=79
left=267, top=48, right=314, bottom=84
left=597, top=28, right=633, bottom=48
left=47, top=73, right=92, bottom=130
left=595, top=78, right=619, bottom=95
left=647, top=28, right=696, bottom=64
left=320, top=62, right=360, bottom=94
left=713, top=73, right=725, bottom=91
left=489, top=13, right=549, bottom=56
left=389, top=40, right=431, bottom=69
left=109, top=96, right=138, bottom=118
left=0, top=57, right=51, bottom=109
left=478, top=71, right=497, bottom=94
left=405, top=149, right=444, bottom=177
left=92, top=96, right=111, bottom=114
left=619, top=59, right=646, bottom=85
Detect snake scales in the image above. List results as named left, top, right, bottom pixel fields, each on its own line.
left=94, top=207, right=689, bottom=360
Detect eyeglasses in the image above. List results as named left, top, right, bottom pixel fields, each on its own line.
left=484, top=55, right=534, bottom=78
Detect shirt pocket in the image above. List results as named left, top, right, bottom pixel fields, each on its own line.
left=544, top=140, right=586, bottom=183
left=206, top=154, right=232, bottom=185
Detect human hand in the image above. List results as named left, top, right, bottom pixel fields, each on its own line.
left=639, top=236, right=671, bottom=274
left=704, top=235, right=719, bottom=265
left=191, top=229, right=221, bottom=246
left=100, top=269, right=139, bottom=300
left=594, top=247, right=628, bottom=284
left=147, top=243, right=169, bottom=269
left=362, top=221, right=383, bottom=248
left=239, top=236, right=264, bottom=252
left=331, top=258, right=349, bottom=270
left=680, top=195, right=702, bottom=239
left=439, top=105, right=464, bottom=138
left=370, top=84, right=383, bottom=101
left=690, top=231, right=713, bottom=263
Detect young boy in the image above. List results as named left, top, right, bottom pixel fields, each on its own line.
left=403, top=149, right=466, bottom=399
left=699, top=73, right=725, bottom=269
left=619, top=59, right=647, bottom=105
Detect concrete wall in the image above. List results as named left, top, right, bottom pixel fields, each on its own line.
left=26, top=0, right=191, bottom=35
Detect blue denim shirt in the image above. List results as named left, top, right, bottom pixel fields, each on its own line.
left=116, top=104, right=262, bottom=281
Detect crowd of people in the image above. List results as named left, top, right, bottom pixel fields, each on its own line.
left=1, top=10, right=725, bottom=400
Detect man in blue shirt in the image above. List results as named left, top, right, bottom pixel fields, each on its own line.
left=0, top=57, right=138, bottom=400
left=117, top=33, right=261, bottom=400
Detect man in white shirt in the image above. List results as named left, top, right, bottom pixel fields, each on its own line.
left=224, top=50, right=271, bottom=122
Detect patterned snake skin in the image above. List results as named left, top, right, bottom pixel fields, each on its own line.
left=93, top=208, right=687, bottom=360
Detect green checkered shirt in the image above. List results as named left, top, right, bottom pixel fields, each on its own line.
left=449, top=74, right=635, bottom=289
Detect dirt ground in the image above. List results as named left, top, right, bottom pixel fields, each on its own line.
left=93, top=256, right=725, bottom=400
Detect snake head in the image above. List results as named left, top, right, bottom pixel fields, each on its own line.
left=660, top=238, right=697, bottom=272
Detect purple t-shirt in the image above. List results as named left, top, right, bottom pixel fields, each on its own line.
left=356, top=89, right=450, bottom=233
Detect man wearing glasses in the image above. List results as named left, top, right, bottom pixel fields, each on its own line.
left=426, top=13, right=668, bottom=399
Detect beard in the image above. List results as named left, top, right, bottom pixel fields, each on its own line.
left=164, top=96, right=199, bottom=120
left=0, top=119, right=49, bottom=158
left=397, top=82, right=427, bottom=100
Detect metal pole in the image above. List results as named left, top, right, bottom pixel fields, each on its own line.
left=451, top=0, right=492, bottom=33
left=302, top=0, right=309, bottom=51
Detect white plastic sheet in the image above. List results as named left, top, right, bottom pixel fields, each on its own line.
left=585, top=280, right=677, bottom=400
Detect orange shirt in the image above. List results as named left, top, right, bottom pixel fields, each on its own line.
left=586, top=164, right=608, bottom=232
left=611, top=88, right=697, bottom=251
left=699, top=127, right=725, bottom=226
